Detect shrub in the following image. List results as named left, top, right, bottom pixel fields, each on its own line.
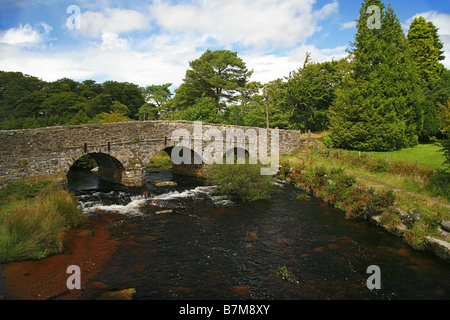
left=205, top=162, right=274, bottom=202
left=379, top=208, right=402, bottom=232
left=364, top=188, right=396, bottom=218
left=425, top=169, right=450, bottom=201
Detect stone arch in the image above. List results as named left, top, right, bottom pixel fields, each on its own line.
left=67, top=152, right=125, bottom=185
left=224, top=147, right=254, bottom=164
left=148, top=146, right=203, bottom=176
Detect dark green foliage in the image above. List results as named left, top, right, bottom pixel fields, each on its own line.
left=407, top=17, right=448, bottom=139
left=0, top=71, right=147, bottom=129
left=166, top=49, right=252, bottom=123
left=426, top=169, right=450, bottom=201
left=364, top=188, right=396, bottom=218
left=329, top=0, right=422, bottom=151
left=285, top=54, right=346, bottom=132
left=205, top=162, right=274, bottom=202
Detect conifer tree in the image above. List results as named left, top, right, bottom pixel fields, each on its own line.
left=407, top=17, right=447, bottom=139
left=329, top=0, right=421, bottom=151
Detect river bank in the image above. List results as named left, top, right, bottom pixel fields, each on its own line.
left=277, top=146, right=450, bottom=264
left=2, top=214, right=122, bottom=300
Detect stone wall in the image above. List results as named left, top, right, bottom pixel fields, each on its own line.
left=0, top=121, right=306, bottom=186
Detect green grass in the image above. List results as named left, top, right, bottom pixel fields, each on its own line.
left=0, top=179, right=83, bottom=263
left=348, top=143, right=446, bottom=170
left=147, top=150, right=172, bottom=169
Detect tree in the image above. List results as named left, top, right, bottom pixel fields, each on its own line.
left=67, top=110, right=91, bottom=125
left=329, top=0, right=422, bottom=151
left=41, top=91, right=85, bottom=119
left=142, top=84, right=172, bottom=106
left=102, top=81, right=145, bottom=119
left=93, top=111, right=131, bottom=124
left=173, top=96, right=224, bottom=124
left=407, top=17, right=444, bottom=83
left=138, top=103, right=159, bottom=121
left=170, top=50, right=252, bottom=115
left=407, top=17, right=447, bottom=139
left=85, top=93, right=113, bottom=117
left=0, top=71, right=45, bottom=119
left=439, top=99, right=450, bottom=166
left=286, top=54, right=346, bottom=132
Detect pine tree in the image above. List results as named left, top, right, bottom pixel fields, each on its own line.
left=329, top=0, right=421, bottom=151
left=407, top=17, right=444, bottom=83
left=407, top=17, right=447, bottom=139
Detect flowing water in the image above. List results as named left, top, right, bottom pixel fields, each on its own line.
left=67, top=168, right=450, bottom=300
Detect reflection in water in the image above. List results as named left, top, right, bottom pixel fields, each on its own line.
left=68, top=168, right=450, bottom=300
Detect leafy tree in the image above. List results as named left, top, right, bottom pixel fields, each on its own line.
left=102, top=81, right=145, bottom=119
left=111, top=100, right=130, bottom=117
left=80, top=80, right=102, bottom=100
left=138, top=103, right=159, bottom=121
left=286, top=54, right=346, bottom=132
left=14, top=91, right=47, bottom=118
left=173, top=96, right=224, bottom=124
left=67, top=110, right=91, bottom=125
left=170, top=50, right=252, bottom=115
left=41, top=91, right=85, bottom=119
left=0, top=71, right=45, bottom=119
left=85, top=93, right=113, bottom=117
left=93, top=111, right=131, bottom=124
left=142, top=83, right=172, bottom=113
left=226, top=81, right=266, bottom=127
left=329, top=0, right=422, bottom=151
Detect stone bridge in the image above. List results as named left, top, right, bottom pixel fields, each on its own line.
left=0, top=120, right=306, bottom=187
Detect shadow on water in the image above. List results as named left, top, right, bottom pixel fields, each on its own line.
left=64, top=168, right=450, bottom=300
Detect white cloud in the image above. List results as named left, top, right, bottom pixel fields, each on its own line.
left=78, top=8, right=151, bottom=38
left=0, top=23, right=52, bottom=46
left=244, top=45, right=347, bottom=84
left=340, top=21, right=356, bottom=30
left=148, top=0, right=339, bottom=50
left=406, top=11, right=450, bottom=69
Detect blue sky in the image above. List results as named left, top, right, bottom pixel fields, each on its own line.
left=0, top=0, right=449, bottom=88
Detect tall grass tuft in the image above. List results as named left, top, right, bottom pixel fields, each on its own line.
left=0, top=180, right=83, bottom=263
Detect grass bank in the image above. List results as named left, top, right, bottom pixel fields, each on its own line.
left=0, top=178, right=83, bottom=263
left=278, top=143, right=450, bottom=262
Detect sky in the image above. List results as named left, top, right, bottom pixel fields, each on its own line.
left=0, top=0, right=449, bottom=89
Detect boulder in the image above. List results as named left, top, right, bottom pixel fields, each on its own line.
left=154, top=181, right=177, bottom=187
left=441, top=220, right=450, bottom=233
left=425, top=237, right=450, bottom=263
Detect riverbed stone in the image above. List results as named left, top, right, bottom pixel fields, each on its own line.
left=425, top=237, right=450, bottom=263
left=441, top=220, right=450, bottom=233
left=155, top=210, right=173, bottom=214
left=154, top=181, right=177, bottom=187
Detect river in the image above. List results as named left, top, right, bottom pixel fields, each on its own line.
left=63, top=167, right=450, bottom=300
left=3, top=167, right=449, bottom=300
